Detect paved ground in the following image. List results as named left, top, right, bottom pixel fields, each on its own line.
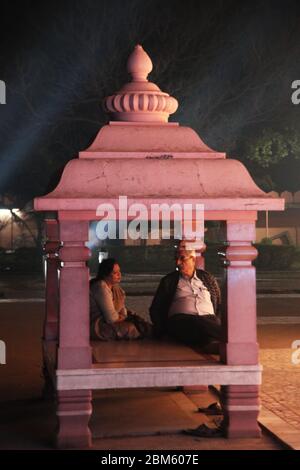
left=1, top=271, right=300, bottom=299
left=0, top=392, right=282, bottom=450
left=260, top=346, right=300, bottom=432
left=1, top=291, right=300, bottom=450
left=127, top=297, right=300, bottom=438
left=0, top=272, right=299, bottom=449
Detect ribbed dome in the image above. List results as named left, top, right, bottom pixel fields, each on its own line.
left=103, top=45, right=178, bottom=122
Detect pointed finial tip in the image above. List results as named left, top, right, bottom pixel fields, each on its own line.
left=127, top=44, right=153, bottom=81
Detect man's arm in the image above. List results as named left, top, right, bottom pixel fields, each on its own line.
left=212, top=273, right=221, bottom=301
left=198, top=270, right=222, bottom=316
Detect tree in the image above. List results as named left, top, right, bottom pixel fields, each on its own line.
left=1, top=0, right=300, bottom=199
left=237, top=127, right=300, bottom=192
left=244, top=128, right=300, bottom=168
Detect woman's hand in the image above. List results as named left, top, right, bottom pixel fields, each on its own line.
left=117, top=307, right=127, bottom=322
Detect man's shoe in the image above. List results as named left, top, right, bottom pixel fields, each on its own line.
left=198, top=402, right=223, bottom=415
left=182, top=423, right=223, bottom=438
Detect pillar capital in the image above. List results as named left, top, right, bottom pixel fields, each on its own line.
left=44, top=240, right=60, bottom=257
left=226, top=244, right=258, bottom=266
left=226, top=220, right=256, bottom=242
left=59, top=244, right=90, bottom=264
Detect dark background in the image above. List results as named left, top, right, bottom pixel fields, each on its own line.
left=0, top=0, right=300, bottom=205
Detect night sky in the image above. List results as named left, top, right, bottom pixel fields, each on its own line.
left=0, top=0, right=300, bottom=205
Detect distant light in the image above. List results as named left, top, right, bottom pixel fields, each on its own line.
left=0, top=208, right=21, bottom=219
left=11, top=209, right=22, bottom=216
left=0, top=209, right=11, bottom=216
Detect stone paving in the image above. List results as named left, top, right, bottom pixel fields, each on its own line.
left=1, top=293, right=300, bottom=448
left=126, top=296, right=300, bottom=438
left=260, top=348, right=300, bottom=431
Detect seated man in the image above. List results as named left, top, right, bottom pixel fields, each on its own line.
left=149, top=245, right=221, bottom=349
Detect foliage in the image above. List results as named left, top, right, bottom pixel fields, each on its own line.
left=254, top=244, right=296, bottom=270
left=88, top=244, right=176, bottom=275
left=260, top=237, right=273, bottom=245
left=1, top=1, right=300, bottom=199
left=245, top=128, right=300, bottom=169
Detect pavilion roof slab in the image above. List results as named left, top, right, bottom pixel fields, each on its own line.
left=79, top=123, right=225, bottom=159
left=34, top=157, right=284, bottom=212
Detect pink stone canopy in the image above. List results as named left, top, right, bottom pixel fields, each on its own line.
left=37, top=45, right=285, bottom=447
left=34, top=45, right=284, bottom=214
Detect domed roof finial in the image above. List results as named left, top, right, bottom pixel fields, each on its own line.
left=127, top=45, right=153, bottom=82
left=103, top=45, right=178, bottom=123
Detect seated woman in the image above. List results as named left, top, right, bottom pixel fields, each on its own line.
left=90, top=258, right=152, bottom=340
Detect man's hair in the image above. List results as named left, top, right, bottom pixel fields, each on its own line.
left=175, top=248, right=196, bottom=259
left=175, top=238, right=205, bottom=260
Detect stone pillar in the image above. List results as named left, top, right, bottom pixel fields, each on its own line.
left=56, top=220, right=92, bottom=449
left=220, top=220, right=261, bottom=438
left=44, top=220, right=60, bottom=342
left=42, top=220, right=60, bottom=398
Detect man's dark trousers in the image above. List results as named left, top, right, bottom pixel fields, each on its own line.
left=167, top=313, right=221, bottom=346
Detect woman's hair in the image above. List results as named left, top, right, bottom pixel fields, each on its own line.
left=95, top=258, right=118, bottom=281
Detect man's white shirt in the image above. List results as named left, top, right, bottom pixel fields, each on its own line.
left=168, top=271, right=215, bottom=317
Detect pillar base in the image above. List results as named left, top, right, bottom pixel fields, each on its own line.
left=56, top=390, right=92, bottom=449
left=221, top=385, right=261, bottom=439
left=224, top=421, right=261, bottom=439
left=56, top=427, right=92, bottom=449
